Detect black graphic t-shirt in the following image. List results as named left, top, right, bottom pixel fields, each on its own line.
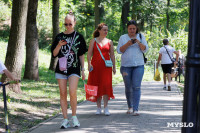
left=51, top=31, right=87, bottom=76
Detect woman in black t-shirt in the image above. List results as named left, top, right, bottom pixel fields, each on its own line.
left=51, top=11, right=87, bottom=129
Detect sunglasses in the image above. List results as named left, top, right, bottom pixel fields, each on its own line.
left=127, top=20, right=137, bottom=27
left=64, top=23, right=72, bottom=26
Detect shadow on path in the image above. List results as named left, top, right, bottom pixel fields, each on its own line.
left=28, top=81, right=183, bottom=133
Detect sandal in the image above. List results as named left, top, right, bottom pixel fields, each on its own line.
left=126, top=108, right=133, bottom=114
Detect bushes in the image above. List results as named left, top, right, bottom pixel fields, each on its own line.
left=143, top=27, right=188, bottom=62
left=0, top=0, right=189, bottom=57
left=0, top=1, right=11, bottom=22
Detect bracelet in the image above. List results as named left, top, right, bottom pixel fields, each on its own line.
left=81, top=68, right=85, bottom=71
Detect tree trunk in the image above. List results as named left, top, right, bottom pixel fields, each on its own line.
left=100, top=5, right=105, bottom=20
left=24, top=0, right=39, bottom=80
left=131, top=0, right=136, bottom=20
left=73, top=0, right=77, bottom=5
left=1, top=0, right=29, bottom=93
left=150, top=0, right=153, bottom=32
left=95, top=0, right=100, bottom=28
left=49, top=0, right=60, bottom=71
left=141, top=18, right=144, bottom=31
left=167, top=0, right=170, bottom=30
left=121, top=0, right=130, bottom=33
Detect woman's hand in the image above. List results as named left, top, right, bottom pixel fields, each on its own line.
left=88, top=63, right=93, bottom=72
left=81, top=71, right=85, bottom=80
left=128, top=40, right=133, bottom=46
left=58, top=40, right=67, bottom=46
left=113, top=67, right=116, bottom=75
left=53, top=40, right=67, bottom=57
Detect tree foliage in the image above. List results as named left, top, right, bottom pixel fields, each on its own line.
left=0, top=0, right=189, bottom=61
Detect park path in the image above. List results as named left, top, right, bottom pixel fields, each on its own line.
left=27, top=81, right=183, bottom=133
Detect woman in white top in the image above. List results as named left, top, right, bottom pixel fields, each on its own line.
left=156, top=39, right=179, bottom=91
left=117, top=20, right=148, bottom=116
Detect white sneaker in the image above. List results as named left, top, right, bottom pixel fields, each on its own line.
left=132, top=111, right=140, bottom=116
left=95, top=108, right=102, bottom=115
left=72, top=116, right=80, bottom=127
left=104, top=107, right=110, bottom=116
left=60, top=119, right=70, bottom=129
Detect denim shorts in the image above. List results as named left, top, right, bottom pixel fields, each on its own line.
left=55, top=73, right=80, bottom=79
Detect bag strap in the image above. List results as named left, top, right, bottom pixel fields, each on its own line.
left=95, top=38, right=106, bottom=61
left=139, top=33, right=146, bottom=60
left=68, top=31, right=76, bottom=54
left=164, top=46, right=174, bottom=62
left=139, top=33, right=142, bottom=40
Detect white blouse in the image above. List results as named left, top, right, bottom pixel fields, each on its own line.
left=117, top=33, right=149, bottom=67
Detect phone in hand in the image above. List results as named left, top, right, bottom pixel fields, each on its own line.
left=89, top=66, right=93, bottom=72
left=131, top=39, right=136, bottom=44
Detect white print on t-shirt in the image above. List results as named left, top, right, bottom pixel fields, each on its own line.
left=60, top=36, right=77, bottom=74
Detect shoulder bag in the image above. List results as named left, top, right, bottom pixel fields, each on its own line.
left=95, top=38, right=113, bottom=67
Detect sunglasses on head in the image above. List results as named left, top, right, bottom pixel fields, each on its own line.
left=64, top=23, right=72, bottom=26
left=127, top=20, right=137, bottom=27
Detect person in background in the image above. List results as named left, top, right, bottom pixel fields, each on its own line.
left=0, top=59, right=18, bottom=81
left=156, top=39, right=179, bottom=91
left=51, top=11, right=87, bottom=129
left=87, top=23, right=116, bottom=116
left=117, top=20, right=148, bottom=116
left=177, top=50, right=185, bottom=76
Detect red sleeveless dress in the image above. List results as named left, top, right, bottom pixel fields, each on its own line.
left=86, top=41, right=115, bottom=102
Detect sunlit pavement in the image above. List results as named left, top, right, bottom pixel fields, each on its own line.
left=27, top=81, right=182, bottom=133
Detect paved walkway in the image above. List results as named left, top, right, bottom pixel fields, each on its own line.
left=27, top=81, right=183, bottom=133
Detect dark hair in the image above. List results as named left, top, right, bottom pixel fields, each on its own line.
left=93, top=23, right=108, bottom=38
left=127, top=19, right=139, bottom=33
left=163, top=39, right=169, bottom=45
left=65, top=10, right=76, bottom=21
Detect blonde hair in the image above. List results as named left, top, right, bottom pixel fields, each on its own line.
left=65, top=10, right=76, bottom=21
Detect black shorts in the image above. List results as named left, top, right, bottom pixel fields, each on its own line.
left=161, top=63, right=173, bottom=74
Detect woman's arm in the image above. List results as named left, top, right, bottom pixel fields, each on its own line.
left=136, top=40, right=146, bottom=51
left=53, top=40, right=67, bottom=57
left=79, top=54, right=85, bottom=80
left=109, top=40, right=116, bottom=74
left=87, top=39, right=95, bottom=71
left=119, top=40, right=133, bottom=53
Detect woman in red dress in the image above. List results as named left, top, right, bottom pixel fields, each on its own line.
left=87, top=23, right=116, bottom=116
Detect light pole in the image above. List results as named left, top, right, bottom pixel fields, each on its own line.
left=182, top=0, right=200, bottom=133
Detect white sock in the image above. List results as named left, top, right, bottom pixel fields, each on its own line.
left=168, top=83, right=171, bottom=86
left=164, top=84, right=167, bottom=87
